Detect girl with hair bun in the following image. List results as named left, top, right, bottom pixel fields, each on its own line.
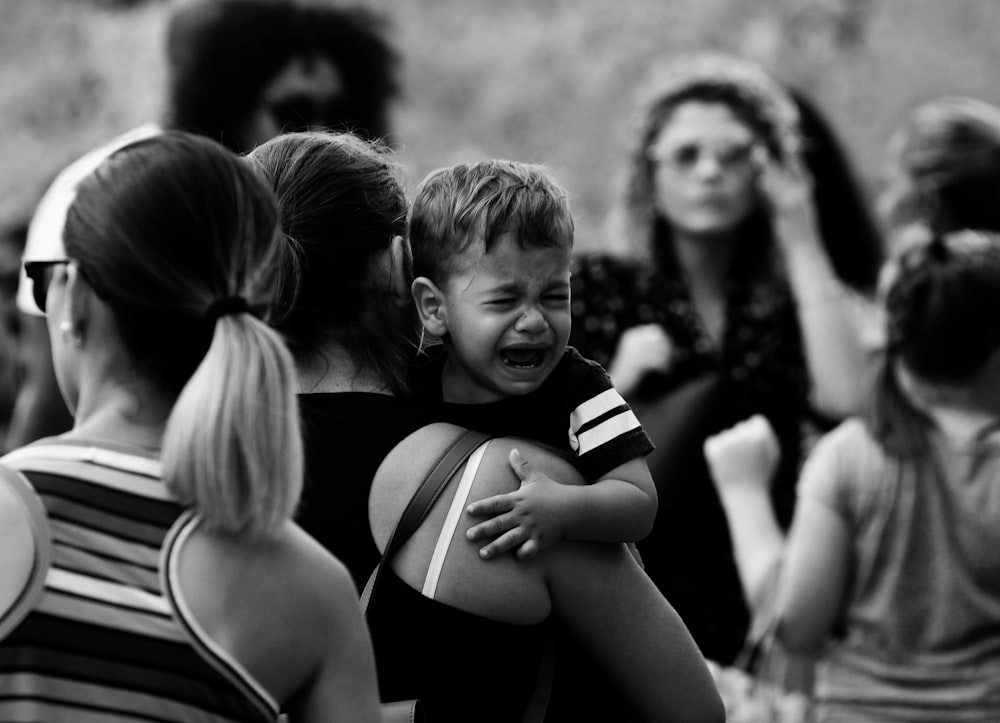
left=0, top=131, right=381, bottom=723
left=707, top=228, right=1000, bottom=721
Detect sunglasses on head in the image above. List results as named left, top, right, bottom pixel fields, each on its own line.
left=23, top=260, right=70, bottom=314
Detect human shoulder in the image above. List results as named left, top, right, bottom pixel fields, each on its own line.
left=300, top=390, right=437, bottom=431
left=810, top=417, right=881, bottom=459
left=281, top=523, right=361, bottom=614
left=371, top=424, right=583, bottom=530
left=555, top=346, right=613, bottom=389
left=177, top=519, right=360, bottom=663
left=0, top=464, right=50, bottom=637
left=408, top=346, right=446, bottom=403
left=799, top=417, right=885, bottom=512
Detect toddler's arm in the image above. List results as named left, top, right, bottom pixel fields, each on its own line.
left=466, top=451, right=657, bottom=560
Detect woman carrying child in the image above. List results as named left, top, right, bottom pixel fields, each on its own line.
left=248, top=131, right=724, bottom=723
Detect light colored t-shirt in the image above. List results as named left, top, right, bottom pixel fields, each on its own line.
left=800, top=417, right=1000, bottom=721
left=17, top=123, right=162, bottom=314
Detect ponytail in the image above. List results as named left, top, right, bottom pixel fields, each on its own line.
left=866, top=351, right=933, bottom=459
left=62, top=131, right=302, bottom=539
left=162, top=307, right=302, bottom=540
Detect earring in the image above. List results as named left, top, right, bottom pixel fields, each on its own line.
left=60, top=320, right=83, bottom=348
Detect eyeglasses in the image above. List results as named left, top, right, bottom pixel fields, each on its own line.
left=23, top=260, right=70, bottom=314
left=649, top=140, right=758, bottom=174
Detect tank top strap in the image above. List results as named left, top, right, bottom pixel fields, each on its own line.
left=162, top=512, right=281, bottom=721
left=422, top=440, right=490, bottom=598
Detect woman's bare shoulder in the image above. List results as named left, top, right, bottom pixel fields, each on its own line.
left=371, top=426, right=585, bottom=520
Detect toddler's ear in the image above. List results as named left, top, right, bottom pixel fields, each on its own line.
left=411, top=276, right=449, bottom=336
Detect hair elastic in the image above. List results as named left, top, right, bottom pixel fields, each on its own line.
left=205, top=296, right=252, bottom=321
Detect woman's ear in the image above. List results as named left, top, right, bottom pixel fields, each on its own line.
left=59, top=263, right=90, bottom=346
left=411, top=276, right=448, bottom=337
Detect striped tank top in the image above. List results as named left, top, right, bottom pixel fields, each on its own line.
left=0, top=438, right=280, bottom=722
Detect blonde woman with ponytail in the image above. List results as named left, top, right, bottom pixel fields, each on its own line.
left=0, top=131, right=381, bottom=723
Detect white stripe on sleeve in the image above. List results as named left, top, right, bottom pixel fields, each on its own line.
left=575, top=409, right=643, bottom=456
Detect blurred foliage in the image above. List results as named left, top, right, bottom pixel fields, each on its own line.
left=2, top=0, right=1000, bottom=254
left=0, top=0, right=997, bottom=443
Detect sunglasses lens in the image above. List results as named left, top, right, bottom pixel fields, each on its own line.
left=672, top=144, right=700, bottom=169
left=27, top=268, right=46, bottom=313
left=25, top=262, right=62, bottom=313
left=652, top=141, right=756, bottom=173
left=718, top=143, right=754, bottom=170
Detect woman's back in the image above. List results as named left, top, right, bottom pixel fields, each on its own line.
left=297, top=392, right=437, bottom=589
left=801, top=419, right=1000, bottom=718
left=0, top=439, right=281, bottom=722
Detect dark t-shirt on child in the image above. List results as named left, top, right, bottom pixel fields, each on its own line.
left=412, top=345, right=655, bottom=722
left=410, top=345, right=653, bottom=480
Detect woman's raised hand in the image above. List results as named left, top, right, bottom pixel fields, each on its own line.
left=703, top=414, right=781, bottom=495
left=755, top=146, right=819, bottom=249
left=607, top=323, right=674, bottom=396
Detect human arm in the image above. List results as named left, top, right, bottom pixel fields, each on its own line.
left=369, top=427, right=720, bottom=720
left=760, top=150, right=872, bottom=418
left=777, top=490, right=852, bottom=652
left=705, top=414, right=852, bottom=653
left=703, top=415, right=785, bottom=607
left=543, top=540, right=725, bottom=723
left=285, top=545, right=383, bottom=723
left=466, top=451, right=657, bottom=559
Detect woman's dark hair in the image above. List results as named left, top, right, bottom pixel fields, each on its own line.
left=869, top=229, right=1000, bottom=456
left=881, top=96, right=1000, bottom=235
left=65, top=130, right=301, bottom=538
left=247, top=131, right=414, bottom=396
left=791, top=90, right=884, bottom=294
left=166, top=0, right=399, bottom=152
left=618, top=54, right=800, bottom=278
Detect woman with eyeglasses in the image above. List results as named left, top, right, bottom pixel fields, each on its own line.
left=1, top=131, right=381, bottom=723
left=568, top=54, right=875, bottom=666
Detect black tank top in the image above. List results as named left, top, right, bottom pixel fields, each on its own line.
left=368, top=570, right=549, bottom=723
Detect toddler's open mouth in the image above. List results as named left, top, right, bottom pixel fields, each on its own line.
left=500, top=347, right=547, bottom=369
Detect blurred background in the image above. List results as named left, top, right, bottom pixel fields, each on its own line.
left=0, top=0, right=998, bottom=444
left=3, top=0, right=1000, bottom=252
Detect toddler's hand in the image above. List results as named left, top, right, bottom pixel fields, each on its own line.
left=465, top=449, right=570, bottom=561
left=608, top=324, right=674, bottom=395
left=703, top=415, right=781, bottom=495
